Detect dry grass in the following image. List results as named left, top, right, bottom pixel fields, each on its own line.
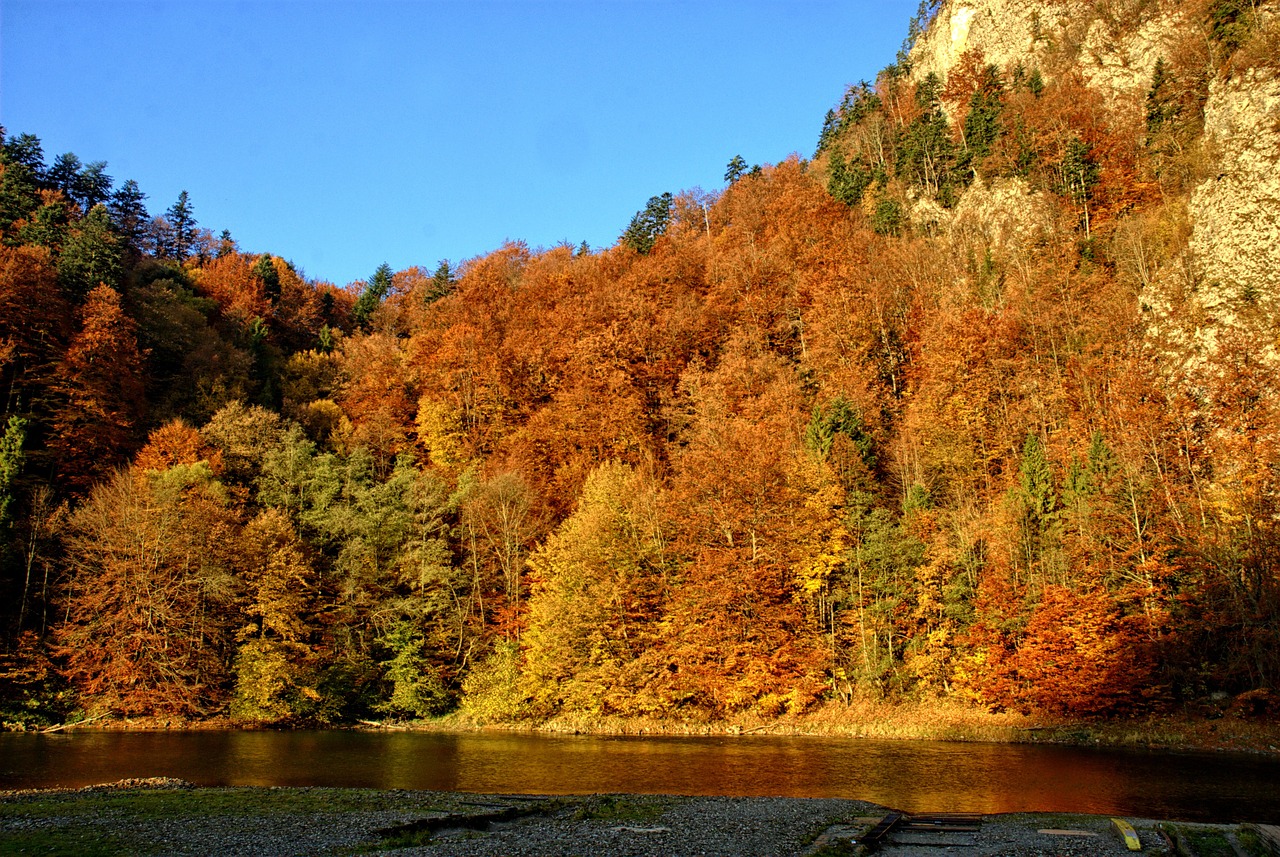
left=411, top=699, right=1280, bottom=755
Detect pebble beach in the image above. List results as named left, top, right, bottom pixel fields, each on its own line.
left=0, top=778, right=1260, bottom=855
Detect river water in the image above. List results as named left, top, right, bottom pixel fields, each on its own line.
left=2, top=731, right=1277, bottom=822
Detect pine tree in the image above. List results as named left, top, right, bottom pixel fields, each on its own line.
left=0, top=131, right=48, bottom=233
left=1145, top=57, right=1180, bottom=143
left=254, top=254, right=281, bottom=303
left=427, top=259, right=455, bottom=302
left=816, top=108, right=840, bottom=155
left=724, top=155, right=748, bottom=184
left=73, top=161, right=113, bottom=212
left=107, top=180, right=149, bottom=254
left=0, top=416, right=25, bottom=531
left=47, top=153, right=82, bottom=200
left=827, top=149, right=873, bottom=207
left=165, top=190, right=196, bottom=260
left=57, top=205, right=122, bottom=298
left=896, top=72, right=962, bottom=203
left=962, top=65, right=1004, bottom=164
left=353, top=262, right=393, bottom=329
left=1013, top=432, right=1060, bottom=582
left=1, top=132, right=46, bottom=184
left=620, top=192, right=673, bottom=254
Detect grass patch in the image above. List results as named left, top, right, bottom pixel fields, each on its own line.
left=0, top=825, right=149, bottom=856
left=1165, top=823, right=1256, bottom=857
left=572, top=794, right=672, bottom=823
left=361, top=796, right=568, bottom=852
left=0, top=787, right=443, bottom=821
left=1237, top=827, right=1265, bottom=855
left=810, top=836, right=864, bottom=856
left=805, top=819, right=878, bottom=856
left=365, top=826, right=434, bottom=850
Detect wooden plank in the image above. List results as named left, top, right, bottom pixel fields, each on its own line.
left=1243, top=824, right=1280, bottom=856
left=860, top=812, right=904, bottom=845
left=909, top=813, right=984, bottom=822
left=1111, top=817, right=1143, bottom=852
left=899, top=823, right=981, bottom=832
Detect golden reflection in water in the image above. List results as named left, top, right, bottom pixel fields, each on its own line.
left=1, top=731, right=1276, bottom=822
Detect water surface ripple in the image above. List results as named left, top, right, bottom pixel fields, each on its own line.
left=2, top=731, right=1276, bottom=822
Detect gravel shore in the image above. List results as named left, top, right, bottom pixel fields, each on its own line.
left=0, top=778, right=1257, bottom=855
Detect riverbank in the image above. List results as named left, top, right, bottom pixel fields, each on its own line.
left=23, top=697, right=1280, bottom=756
left=1, top=780, right=1270, bottom=856
left=414, top=698, right=1280, bottom=756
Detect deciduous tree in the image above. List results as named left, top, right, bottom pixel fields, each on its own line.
left=57, top=464, right=242, bottom=716
left=48, top=285, right=146, bottom=492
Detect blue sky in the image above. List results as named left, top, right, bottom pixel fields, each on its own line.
left=2, top=0, right=916, bottom=287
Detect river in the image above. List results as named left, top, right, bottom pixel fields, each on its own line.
left=2, top=731, right=1277, bottom=822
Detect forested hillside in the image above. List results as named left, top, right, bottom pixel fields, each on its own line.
left=1, top=0, right=1278, bottom=729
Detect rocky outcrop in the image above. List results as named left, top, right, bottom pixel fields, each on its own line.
left=912, top=0, right=1279, bottom=344
left=911, top=0, right=1182, bottom=101
left=910, top=175, right=1059, bottom=265
left=1189, top=68, right=1280, bottom=319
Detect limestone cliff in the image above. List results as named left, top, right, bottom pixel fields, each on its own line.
left=910, top=0, right=1183, bottom=102
left=1189, top=69, right=1280, bottom=320
left=909, top=0, right=1280, bottom=348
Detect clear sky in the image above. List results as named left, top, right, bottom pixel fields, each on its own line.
left=2, top=0, right=917, bottom=287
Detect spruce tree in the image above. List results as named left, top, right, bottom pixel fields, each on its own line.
left=254, top=254, right=280, bottom=303
left=108, top=180, right=149, bottom=253
left=165, top=190, right=196, bottom=260
left=621, top=192, right=673, bottom=254
left=353, top=262, right=393, bottom=329
left=427, top=259, right=455, bottom=302
left=724, top=155, right=748, bottom=184
left=58, top=205, right=122, bottom=298
left=74, top=161, right=113, bottom=212
left=47, top=153, right=83, bottom=200
left=2, top=132, right=46, bottom=184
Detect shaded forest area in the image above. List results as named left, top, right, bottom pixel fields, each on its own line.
left=1, top=0, right=1278, bottom=729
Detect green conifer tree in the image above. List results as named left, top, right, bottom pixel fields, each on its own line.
left=165, top=190, right=196, bottom=260
left=254, top=254, right=281, bottom=303
left=621, top=192, right=673, bottom=254
left=353, top=262, right=393, bottom=330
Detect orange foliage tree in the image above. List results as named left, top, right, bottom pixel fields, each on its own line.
left=48, top=285, right=146, bottom=493
left=57, top=465, right=242, bottom=716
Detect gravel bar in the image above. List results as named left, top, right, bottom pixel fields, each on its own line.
left=0, top=778, right=1254, bottom=855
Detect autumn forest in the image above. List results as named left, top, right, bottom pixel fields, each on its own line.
left=1, top=0, right=1278, bottom=730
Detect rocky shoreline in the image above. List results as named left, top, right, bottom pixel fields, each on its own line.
left=0, top=779, right=1265, bottom=856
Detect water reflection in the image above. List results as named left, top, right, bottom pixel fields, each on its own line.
left=2, top=731, right=1277, bottom=822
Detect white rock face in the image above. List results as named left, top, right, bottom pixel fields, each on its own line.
left=911, top=1, right=1052, bottom=83
left=948, top=175, right=1058, bottom=257
left=1189, top=70, right=1280, bottom=318
left=910, top=0, right=1180, bottom=103
left=912, top=0, right=1279, bottom=337
left=906, top=175, right=1060, bottom=305
left=1079, top=8, right=1185, bottom=99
